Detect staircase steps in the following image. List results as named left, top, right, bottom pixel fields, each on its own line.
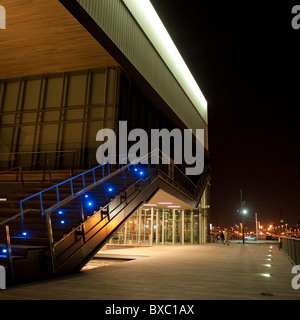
left=0, top=164, right=160, bottom=285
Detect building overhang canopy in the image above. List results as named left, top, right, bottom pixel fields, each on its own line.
left=0, top=0, right=118, bottom=79
left=66, top=0, right=208, bottom=131
left=123, top=0, right=207, bottom=123
left=143, top=189, right=196, bottom=210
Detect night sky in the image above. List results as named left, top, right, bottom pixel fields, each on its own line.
left=150, top=0, right=300, bottom=227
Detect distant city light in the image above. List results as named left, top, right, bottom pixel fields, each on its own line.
left=211, top=222, right=299, bottom=242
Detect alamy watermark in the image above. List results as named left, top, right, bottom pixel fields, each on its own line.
left=0, top=265, right=5, bottom=289
left=292, top=5, right=300, bottom=29
left=96, top=121, right=204, bottom=175
left=0, top=5, right=6, bottom=29
left=292, top=265, right=300, bottom=290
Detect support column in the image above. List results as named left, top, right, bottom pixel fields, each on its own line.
left=156, top=208, right=159, bottom=244
left=203, top=208, right=209, bottom=243
left=124, top=221, right=127, bottom=245
left=162, top=208, right=165, bottom=245
left=191, top=210, right=194, bottom=245
left=150, top=207, right=154, bottom=246
left=135, top=210, right=138, bottom=243
left=181, top=210, right=185, bottom=245
left=199, top=206, right=204, bottom=244
left=172, top=209, right=175, bottom=245
left=198, top=207, right=201, bottom=244
left=138, top=208, right=141, bottom=244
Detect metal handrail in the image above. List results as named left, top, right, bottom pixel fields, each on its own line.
left=280, top=236, right=300, bottom=265
left=0, top=150, right=79, bottom=188
left=0, top=209, right=42, bottom=227
left=19, top=149, right=207, bottom=217
left=51, top=172, right=159, bottom=273
left=0, top=149, right=211, bottom=281
left=157, top=168, right=194, bottom=200
left=20, top=162, right=110, bottom=212
left=52, top=175, right=152, bottom=249
left=0, top=150, right=77, bottom=174
left=40, top=160, right=135, bottom=215
left=195, top=164, right=211, bottom=207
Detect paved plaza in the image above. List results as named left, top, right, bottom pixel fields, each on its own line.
left=0, top=242, right=299, bottom=300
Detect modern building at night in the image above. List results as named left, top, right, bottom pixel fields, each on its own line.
left=0, top=0, right=210, bottom=284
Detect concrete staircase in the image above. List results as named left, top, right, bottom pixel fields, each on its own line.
left=0, top=164, right=154, bottom=285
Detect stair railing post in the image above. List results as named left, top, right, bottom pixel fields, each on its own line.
left=42, top=153, right=47, bottom=182
left=47, top=158, right=52, bottom=182
left=56, top=185, right=60, bottom=203
left=80, top=195, right=86, bottom=243
left=20, top=166, right=25, bottom=188
left=93, top=168, right=96, bottom=184
left=70, top=179, right=74, bottom=195
left=16, top=166, right=19, bottom=183
left=5, top=225, right=14, bottom=283
left=40, top=193, right=44, bottom=215
left=80, top=195, right=85, bottom=221
left=46, top=211, right=56, bottom=274
left=68, top=152, right=73, bottom=177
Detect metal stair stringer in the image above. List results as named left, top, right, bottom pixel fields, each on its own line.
left=52, top=172, right=160, bottom=276
left=52, top=169, right=202, bottom=277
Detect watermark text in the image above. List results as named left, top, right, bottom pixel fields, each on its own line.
left=96, top=121, right=204, bottom=175
left=292, top=5, right=300, bottom=29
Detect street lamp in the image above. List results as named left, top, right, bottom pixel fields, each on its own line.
left=240, top=189, right=248, bottom=244
left=242, top=209, right=247, bottom=243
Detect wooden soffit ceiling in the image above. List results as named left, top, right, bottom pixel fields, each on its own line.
left=0, top=0, right=119, bottom=79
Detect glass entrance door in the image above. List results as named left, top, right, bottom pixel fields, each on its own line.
left=164, top=209, right=173, bottom=244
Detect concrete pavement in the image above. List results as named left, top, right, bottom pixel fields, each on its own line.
left=0, top=242, right=299, bottom=300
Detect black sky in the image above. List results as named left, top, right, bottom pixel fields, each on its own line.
left=150, top=0, right=300, bottom=227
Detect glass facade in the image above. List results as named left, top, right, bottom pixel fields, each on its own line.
left=0, top=67, right=118, bottom=170
left=110, top=206, right=208, bottom=246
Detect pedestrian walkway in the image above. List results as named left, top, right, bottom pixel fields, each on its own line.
left=0, top=243, right=299, bottom=300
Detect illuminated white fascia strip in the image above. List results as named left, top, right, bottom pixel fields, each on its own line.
left=123, top=0, right=207, bottom=123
